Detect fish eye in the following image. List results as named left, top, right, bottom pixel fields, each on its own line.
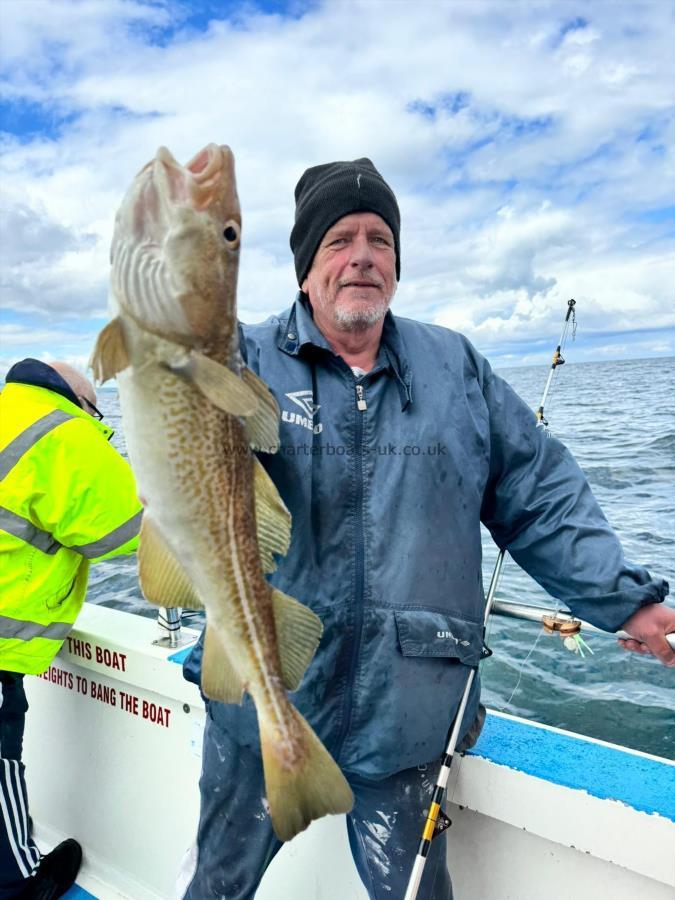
left=223, top=221, right=240, bottom=247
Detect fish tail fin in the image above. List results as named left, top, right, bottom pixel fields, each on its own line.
left=259, top=706, right=353, bottom=842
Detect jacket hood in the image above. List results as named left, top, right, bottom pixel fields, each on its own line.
left=5, top=358, right=82, bottom=409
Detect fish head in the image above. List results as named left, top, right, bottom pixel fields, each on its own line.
left=111, top=143, right=241, bottom=347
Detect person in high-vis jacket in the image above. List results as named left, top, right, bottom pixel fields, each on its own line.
left=180, top=159, right=673, bottom=900
left=0, top=358, right=142, bottom=900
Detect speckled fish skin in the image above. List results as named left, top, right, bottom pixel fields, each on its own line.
left=92, top=144, right=353, bottom=840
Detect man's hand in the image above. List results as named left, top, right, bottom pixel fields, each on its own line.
left=618, top=603, right=675, bottom=667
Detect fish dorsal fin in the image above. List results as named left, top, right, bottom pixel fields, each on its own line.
left=186, top=352, right=260, bottom=417
left=272, top=588, right=323, bottom=692
left=90, top=317, right=130, bottom=384
left=253, top=460, right=291, bottom=573
left=138, top=515, right=204, bottom=609
left=201, top=625, right=245, bottom=704
left=242, top=367, right=280, bottom=453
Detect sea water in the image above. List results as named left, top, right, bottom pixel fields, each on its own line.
left=88, top=356, right=675, bottom=760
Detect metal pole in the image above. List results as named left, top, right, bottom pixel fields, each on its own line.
left=404, top=300, right=577, bottom=900
left=491, top=598, right=675, bottom=650
left=154, top=606, right=182, bottom=648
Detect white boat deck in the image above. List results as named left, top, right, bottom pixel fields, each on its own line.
left=23, top=604, right=675, bottom=900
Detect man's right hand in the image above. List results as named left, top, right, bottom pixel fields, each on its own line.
left=618, top=603, right=675, bottom=667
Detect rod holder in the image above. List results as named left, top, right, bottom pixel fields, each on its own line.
left=153, top=607, right=191, bottom=649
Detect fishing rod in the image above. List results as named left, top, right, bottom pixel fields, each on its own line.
left=536, top=298, right=576, bottom=426
left=404, top=299, right=578, bottom=900
left=403, top=555, right=504, bottom=900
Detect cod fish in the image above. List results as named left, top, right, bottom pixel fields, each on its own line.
left=90, top=143, right=353, bottom=840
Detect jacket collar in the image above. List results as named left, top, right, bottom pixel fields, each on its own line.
left=278, top=293, right=332, bottom=355
left=6, top=358, right=81, bottom=407
left=277, top=293, right=413, bottom=410
left=4, top=359, right=114, bottom=440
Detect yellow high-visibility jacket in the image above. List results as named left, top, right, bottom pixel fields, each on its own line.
left=0, top=382, right=142, bottom=675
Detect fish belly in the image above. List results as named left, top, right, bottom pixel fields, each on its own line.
left=117, top=334, right=284, bottom=700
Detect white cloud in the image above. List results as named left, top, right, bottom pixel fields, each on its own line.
left=0, top=343, right=94, bottom=382
left=0, top=0, right=673, bottom=367
left=0, top=323, right=86, bottom=346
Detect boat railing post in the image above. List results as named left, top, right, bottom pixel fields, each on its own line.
left=153, top=606, right=189, bottom=648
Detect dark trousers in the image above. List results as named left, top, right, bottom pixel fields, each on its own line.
left=183, top=710, right=453, bottom=900
left=0, top=674, right=40, bottom=899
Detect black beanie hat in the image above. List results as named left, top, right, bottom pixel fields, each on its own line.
left=290, top=158, right=401, bottom=286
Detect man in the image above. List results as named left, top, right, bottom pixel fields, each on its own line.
left=0, top=359, right=142, bottom=899
left=182, top=159, right=673, bottom=899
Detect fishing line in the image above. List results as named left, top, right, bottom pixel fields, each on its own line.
left=455, top=303, right=579, bottom=750
left=498, top=300, right=579, bottom=717
left=503, top=595, right=564, bottom=709
left=504, top=625, right=547, bottom=707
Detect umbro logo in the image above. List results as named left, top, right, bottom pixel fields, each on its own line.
left=436, top=630, right=471, bottom=647
left=285, top=390, right=321, bottom=417
left=282, top=390, right=322, bottom=434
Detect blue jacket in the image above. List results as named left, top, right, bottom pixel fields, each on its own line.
left=185, top=296, right=668, bottom=778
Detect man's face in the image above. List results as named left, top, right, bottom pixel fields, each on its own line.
left=301, top=212, right=397, bottom=333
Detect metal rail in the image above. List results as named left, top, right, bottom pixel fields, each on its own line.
left=491, top=598, right=675, bottom=650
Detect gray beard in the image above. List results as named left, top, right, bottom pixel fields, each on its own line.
left=333, top=303, right=388, bottom=332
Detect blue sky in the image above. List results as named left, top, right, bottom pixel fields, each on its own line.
left=1, top=0, right=674, bottom=376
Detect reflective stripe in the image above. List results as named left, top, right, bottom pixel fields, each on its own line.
left=71, top=509, right=142, bottom=559
left=0, top=506, right=62, bottom=555
left=0, top=410, right=73, bottom=481
left=0, top=615, right=72, bottom=642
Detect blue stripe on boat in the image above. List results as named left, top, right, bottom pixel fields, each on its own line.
left=63, top=886, right=97, bottom=899
left=168, top=646, right=193, bottom=665
left=469, top=713, right=675, bottom=821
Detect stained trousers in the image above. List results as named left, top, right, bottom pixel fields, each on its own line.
left=0, top=674, right=40, bottom=899
left=181, top=709, right=453, bottom=900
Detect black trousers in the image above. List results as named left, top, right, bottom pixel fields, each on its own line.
left=0, top=673, right=40, bottom=899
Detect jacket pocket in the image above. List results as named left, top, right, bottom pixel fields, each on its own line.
left=45, top=574, right=77, bottom=610
left=394, top=608, right=484, bottom=667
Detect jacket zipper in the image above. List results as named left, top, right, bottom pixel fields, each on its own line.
left=336, top=380, right=367, bottom=761
left=356, top=384, right=367, bottom=411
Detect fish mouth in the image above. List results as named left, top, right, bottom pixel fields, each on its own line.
left=154, top=143, right=233, bottom=210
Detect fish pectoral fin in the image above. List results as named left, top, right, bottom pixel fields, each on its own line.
left=254, top=460, right=291, bottom=574
left=90, top=317, right=130, bottom=384
left=138, top=516, right=204, bottom=609
left=242, top=367, right=280, bottom=453
left=201, top=625, right=244, bottom=704
left=186, top=352, right=260, bottom=417
left=272, top=588, right=323, bottom=692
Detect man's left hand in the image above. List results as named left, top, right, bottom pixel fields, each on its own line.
left=618, top=603, right=675, bottom=667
